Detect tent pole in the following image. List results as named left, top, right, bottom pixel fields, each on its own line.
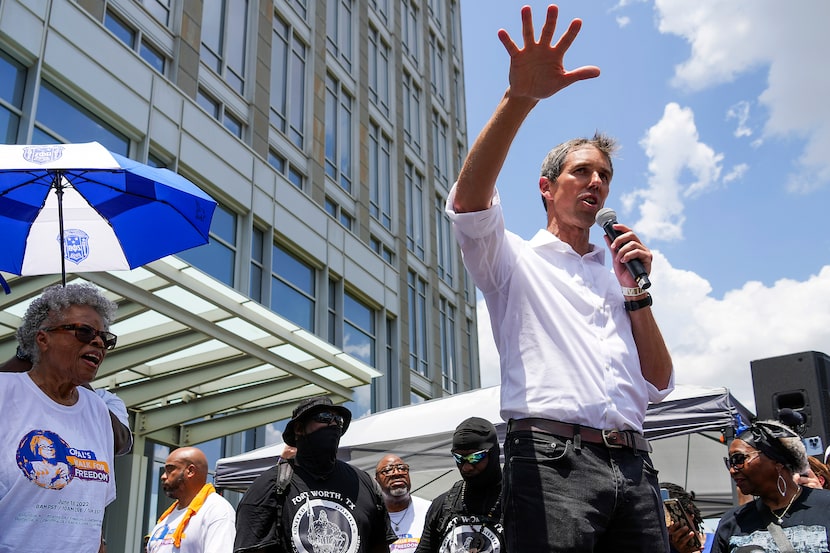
left=52, top=171, right=67, bottom=286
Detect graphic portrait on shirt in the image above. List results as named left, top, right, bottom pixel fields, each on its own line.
left=438, top=517, right=501, bottom=553
left=16, top=430, right=73, bottom=489
left=15, top=429, right=110, bottom=489
left=290, top=495, right=361, bottom=553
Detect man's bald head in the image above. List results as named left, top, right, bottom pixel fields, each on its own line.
left=375, top=453, right=412, bottom=508
left=161, top=446, right=210, bottom=506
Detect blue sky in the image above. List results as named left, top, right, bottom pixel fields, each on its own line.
left=460, top=0, right=830, bottom=410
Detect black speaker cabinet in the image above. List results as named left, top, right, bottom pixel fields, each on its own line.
left=751, top=351, right=830, bottom=456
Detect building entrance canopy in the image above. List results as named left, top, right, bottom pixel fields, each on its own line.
left=0, top=257, right=380, bottom=447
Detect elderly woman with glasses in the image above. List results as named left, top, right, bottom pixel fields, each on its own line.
left=711, top=419, right=830, bottom=552
left=0, top=283, right=119, bottom=553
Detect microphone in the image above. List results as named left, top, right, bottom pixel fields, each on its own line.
left=595, top=208, right=651, bottom=290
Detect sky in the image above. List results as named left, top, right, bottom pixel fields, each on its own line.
left=459, top=0, right=830, bottom=411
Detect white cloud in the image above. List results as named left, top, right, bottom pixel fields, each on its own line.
left=653, top=0, right=830, bottom=192
left=476, top=255, right=830, bottom=413
left=621, top=103, right=724, bottom=241
left=616, top=16, right=631, bottom=28
left=726, top=101, right=753, bottom=138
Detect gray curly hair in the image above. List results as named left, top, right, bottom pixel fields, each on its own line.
left=16, top=283, right=117, bottom=364
left=539, top=132, right=619, bottom=212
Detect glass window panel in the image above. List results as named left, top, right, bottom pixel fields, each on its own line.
left=273, top=245, right=314, bottom=296
left=105, top=12, right=136, bottom=48
left=178, top=237, right=235, bottom=285
left=287, top=167, right=303, bottom=189
left=270, top=18, right=289, bottom=131
left=0, top=51, right=26, bottom=106
left=36, top=82, right=129, bottom=155
left=271, top=278, right=314, bottom=330
left=140, top=41, right=166, bottom=73
left=288, top=41, right=305, bottom=147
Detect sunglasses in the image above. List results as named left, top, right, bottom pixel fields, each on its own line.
left=723, top=450, right=761, bottom=471
left=452, top=449, right=489, bottom=466
left=311, top=411, right=345, bottom=427
left=41, top=323, right=118, bottom=350
left=378, top=463, right=410, bottom=476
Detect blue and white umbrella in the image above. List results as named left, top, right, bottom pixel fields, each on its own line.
left=0, top=142, right=217, bottom=288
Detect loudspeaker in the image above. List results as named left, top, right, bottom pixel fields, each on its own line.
left=751, top=351, right=830, bottom=457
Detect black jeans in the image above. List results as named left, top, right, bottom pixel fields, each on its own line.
left=503, top=428, right=669, bottom=552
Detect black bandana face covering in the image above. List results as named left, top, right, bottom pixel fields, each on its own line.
left=295, top=425, right=342, bottom=477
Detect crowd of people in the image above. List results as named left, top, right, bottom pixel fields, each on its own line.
left=3, top=4, right=830, bottom=553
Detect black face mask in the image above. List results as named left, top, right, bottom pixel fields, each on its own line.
left=295, top=425, right=342, bottom=478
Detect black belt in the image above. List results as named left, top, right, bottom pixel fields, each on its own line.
left=508, top=418, right=651, bottom=452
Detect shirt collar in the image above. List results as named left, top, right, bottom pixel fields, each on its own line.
left=528, top=229, right=606, bottom=264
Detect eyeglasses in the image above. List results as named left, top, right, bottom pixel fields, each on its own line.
left=723, top=450, right=761, bottom=471
left=311, top=411, right=345, bottom=427
left=452, top=449, right=489, bottom=466
left=41, top=323, right=117, bottom=350
left=377, top=463, right=410, bottom=476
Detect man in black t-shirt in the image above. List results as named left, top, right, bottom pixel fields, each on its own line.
left=416, top=418, right=504, bottom=553
left=234, top=396, right=396, bottom=553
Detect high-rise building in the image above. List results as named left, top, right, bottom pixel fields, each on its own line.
left=0, top=0, right=476, bottom=547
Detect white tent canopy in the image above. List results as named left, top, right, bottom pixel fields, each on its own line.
left=215, top=384, right=752, bottom=517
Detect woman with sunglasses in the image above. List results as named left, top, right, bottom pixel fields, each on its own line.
left=711, top=419, right=830, bottom=552
left=0, top=283, right=119, bottom=553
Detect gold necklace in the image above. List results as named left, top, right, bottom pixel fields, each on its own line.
left=770, top=487, right=801, bottom=524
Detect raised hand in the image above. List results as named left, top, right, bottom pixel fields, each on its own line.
left=497, top=4, right=600, bottom=102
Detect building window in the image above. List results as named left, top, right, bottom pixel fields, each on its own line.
left=439, top=296, right=457, bottom=393
left=326, top=0, right=354, bottom=72
left=432, top=111, right=449, bottom=188
left=369, top=121, right=393, bottom=230
left=402, top=71, right=422, bottom=152
left=289, top=0, right=308, bottom=20
left=344, top=291, right=376, bottom=368
left=34, top=81, right=129, bottom=155
left=405, top=161, right=425, bottom=260
left=370, top=236, right=394, bottom=265
left=104, top=10, right=167, bottom=74
left=407, top=271, right=429, bottom=376
left=324, top=197, right=354, bottom=231
left=402, top=0, right=420, bottom=65
left=271, top=15, right=306, bottom=149
left=129, top=0, right=172, bottom=27
left=453, top=68, right=465, bottom=130
left=435, top=195, right=455, bottom=286
left=201, top=0, right=248, bottom=94
left=325, top=74, right=353, bottom=194
left=428, top=0, right=446, bottom=29
left=178, top=204, right=237, bottom=286
left=368, top=26, right=390, bottom=117
left=268, top=149, right=305, bottom=190
left=197, top=88, right=245, bottom=139
left=466, top=317, right=476, bottom=387
left=250, top=227, right=265, bottom=302
left=429, top=33, right=447, bottom=105
left=271, top=243, right=316, bottom=332
left=369, top=0, right=390, bottom=24
left=0, top=50, right=26, bottom=143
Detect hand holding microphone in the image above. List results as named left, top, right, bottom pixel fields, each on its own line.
left=595, top=208, right=651, bottom=290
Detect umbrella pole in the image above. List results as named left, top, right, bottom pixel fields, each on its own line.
left=52, top=171, right=67, bottom=286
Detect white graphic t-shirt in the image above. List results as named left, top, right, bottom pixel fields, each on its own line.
left=0, top=373, right=116, bottom=553
left=146, top=492, right=237, bottom=553
left=389, top=495, right=431, bottom=552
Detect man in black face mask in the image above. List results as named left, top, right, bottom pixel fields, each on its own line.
left=415, top=417, right=504, bottom=553
left=234, top=396, right=396, bottom=553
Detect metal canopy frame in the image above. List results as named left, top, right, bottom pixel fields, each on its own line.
left=0, top=257, right=380, bottom=447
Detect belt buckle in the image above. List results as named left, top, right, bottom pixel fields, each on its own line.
left=602, top=429, right=625, bottom=448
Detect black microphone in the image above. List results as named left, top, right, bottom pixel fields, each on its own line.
left=595, top=208, right=651, bottom=290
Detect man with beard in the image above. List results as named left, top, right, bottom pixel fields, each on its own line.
left=375, top=454, right=430, bottom=551
left=415, top=418, right=503, bottom=553
left=234, top=396, right=396, bottom=553
left=146, top=447, right=236, bottom=552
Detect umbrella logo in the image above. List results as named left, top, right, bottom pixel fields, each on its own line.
left=61, top=229, right=90, bottom=265
left=22, top=145, right=65, bottom=164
